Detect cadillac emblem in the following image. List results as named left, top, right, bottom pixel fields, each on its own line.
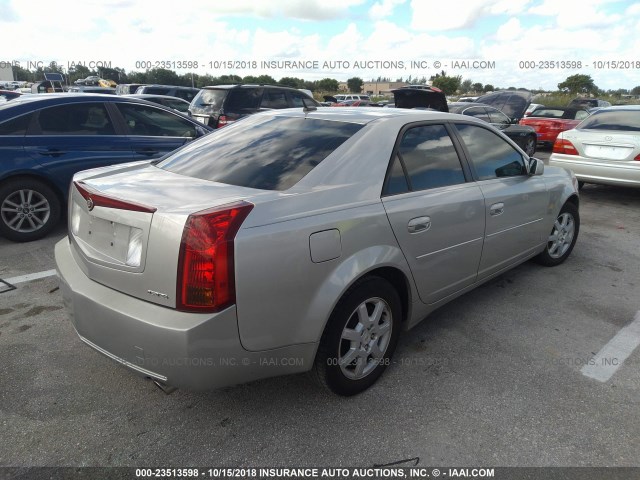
left=86, top=197, right=95, bottom=211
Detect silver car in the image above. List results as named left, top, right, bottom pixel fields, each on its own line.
left=549, top=105, right=640, bottom=188
left=55, top=108, right=580, bottom=396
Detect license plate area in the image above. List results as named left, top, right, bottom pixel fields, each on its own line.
left=70, top=194, right=153, bottom=272
left=584, top=144, right=633, bottom=160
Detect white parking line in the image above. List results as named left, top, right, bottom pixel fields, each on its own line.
left=581, top=311, right=640, bottom=382
left=3, top=269, right=57, bottom=285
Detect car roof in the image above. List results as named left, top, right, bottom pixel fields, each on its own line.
left=127, top=94, right=189, bottom=102
left=201, top=84, right=303, bottom=91
left=592, top=105, right=640, bottom=111
left=0, top=93, right=192, bottom=119
left=257, top=106, right=470, bottom=125
left=139, top=84, right=199, bottom=90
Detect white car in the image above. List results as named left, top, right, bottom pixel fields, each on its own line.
left=549, top=106, right=640, bottom=188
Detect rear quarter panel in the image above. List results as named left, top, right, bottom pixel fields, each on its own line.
left=234, top=197, right=414, bottom=352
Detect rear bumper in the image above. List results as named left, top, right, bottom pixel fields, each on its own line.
left=549, top=154, right=640, bottom=188
left=55, top=238, right=315, bottom=390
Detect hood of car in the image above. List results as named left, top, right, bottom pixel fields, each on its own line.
left=475, top=90, right=532, bottom=121
left=391, top=88, right=448, bottom=112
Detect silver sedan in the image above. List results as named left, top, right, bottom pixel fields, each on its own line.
left=55, top=107, right=580, bottom=396
left=549, top=105, right=640, bottom=188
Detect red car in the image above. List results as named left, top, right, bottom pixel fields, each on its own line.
left=520, top=107, right=590, bottom=147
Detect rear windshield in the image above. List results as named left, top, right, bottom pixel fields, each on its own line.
left=191, top=89, right=229, bottom=110
left=158, top=116, right=363, bottom=190
left=578, top=110, right=640, bottom=132
left=569, top=99, right=596, bottom=108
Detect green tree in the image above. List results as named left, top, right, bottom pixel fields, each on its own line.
left=461, top=79, right=473, bottom=93
left=472, top=82, right=483, bottom=93
left=146, top=68, right=180, bottom=85
left=127, top=71, right=148, bottom=84
left=432, top=74, right=462, bottom=95
left=558, top=74, right=597, bottom=95
left=315, top=78, right=339, bottom=92
left=483, top=84, right=494, bottom=92
left=242, top=75, right=277, bottom=85
left=347, top=77, right=364, bottom=93
left=631, top=85, right=640, bottom=96
left=13, top=65, right=35, bottom=82
left=67, top=64, right=92, bottom=83
left=217, top=74, right=243, bottom=84
left=278, top=77, right=305, bottom=88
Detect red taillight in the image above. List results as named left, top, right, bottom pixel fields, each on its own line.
left=217, top=115, right=235, bottom=128
left=549, top=121, right=564, bottom=130
left=176, top=201, right=253, bottom=312
left=552, top=138, right=578, bottom=155
left=74, top=181, right=157, bottom=213
left=634, top=153, right=640, bottom=161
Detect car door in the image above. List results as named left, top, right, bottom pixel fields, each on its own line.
left=23, top=102, right=133, bottom=195
left=0, top=112, right=33, bottom=178
left=452, top=122, right=549, bottom=280
left=112, top=102, right=199, bottom=161
left=382, top=123, right=486, bottom=305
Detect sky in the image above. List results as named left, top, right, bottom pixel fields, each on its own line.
left=1, top=0, right=640, bottom=91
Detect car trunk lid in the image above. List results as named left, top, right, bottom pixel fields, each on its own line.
left=564, top=130, right=639, bottom=161
left=68, top=162, right=274, bottom=308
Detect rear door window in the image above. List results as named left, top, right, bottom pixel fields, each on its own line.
left=463, top=106, right=490, bottom=123
left=117, top=103, right=197, bottom=137
left=158, top=116, right=363, bottom=190
left=35, top=103, right=115, bottom=135
left=261, top=90, right=288, bottom=109
left=225, top=89, right=263, bottom=114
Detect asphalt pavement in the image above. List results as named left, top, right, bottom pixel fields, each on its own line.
left=1, top=148, right=639, bottom=468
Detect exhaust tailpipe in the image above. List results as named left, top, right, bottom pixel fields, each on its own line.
left=153, top=379, right=177, bottom=395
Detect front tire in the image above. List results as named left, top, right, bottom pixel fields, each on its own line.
left=0, top=178, right=61, bottom=242
left=535, top=202, right=579, bottom=266
left=313, top=276, right=402, bottom=396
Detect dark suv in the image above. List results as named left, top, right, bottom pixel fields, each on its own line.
left=188, top=84, right=319, bottom=128
left=135, top=85, right=201, bottom=102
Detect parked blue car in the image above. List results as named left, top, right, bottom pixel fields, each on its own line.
left=0, top=94, right=212, bottom=242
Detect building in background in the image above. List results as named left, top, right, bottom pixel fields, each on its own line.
left=0, top=64, right=14, bottom=83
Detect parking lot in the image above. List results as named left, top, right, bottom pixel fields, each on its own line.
left=1, top=149, right=639, bottom=468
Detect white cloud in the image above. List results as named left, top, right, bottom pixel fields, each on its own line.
left=211, top=0, right=367, bottom=20
left=410, top=0, right=530, bottom=31
left=369, top=0, right=406, bottom=20
left=529, top=0, right=623, bottom=28
left=495, top=18, right=521, bottom=41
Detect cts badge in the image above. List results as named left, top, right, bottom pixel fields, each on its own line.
left=86, top=197, right=94, bottom=211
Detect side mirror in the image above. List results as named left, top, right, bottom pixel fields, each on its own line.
left=528, top=157, right=544, bottom=176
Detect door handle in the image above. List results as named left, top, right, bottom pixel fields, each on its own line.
left=407, top=216, right=431, bottom=233
left=490, top=202, right=505, bottom=216
left=37, top=148, right=64, bottom=157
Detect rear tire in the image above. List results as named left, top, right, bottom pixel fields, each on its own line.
left=523, top=135, right=536, bottom=156
left=535, top=201, right=579, bottom=267
left=313, top=276, right=402, bottom=396
left=0, top=178, right=61, bottom=242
